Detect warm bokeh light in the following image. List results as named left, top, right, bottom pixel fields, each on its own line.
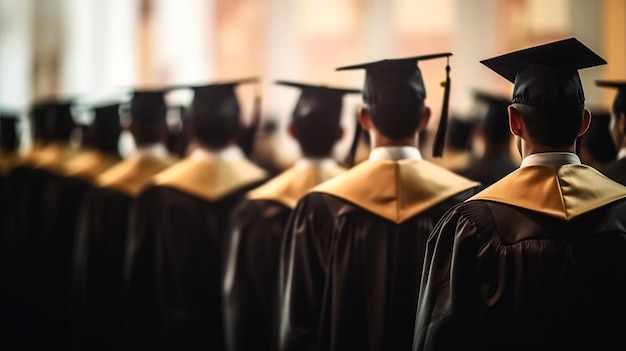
left=0, top=0, right=623, bottom=167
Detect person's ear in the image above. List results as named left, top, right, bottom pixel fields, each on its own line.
left=618, top=112, right=626, bottom=134
left=417, top=106, right=432, bottom=130
left=287, top=122, right=296, bottom=140
left=508, top=105, right=523, bottom=137
left=358, top=105, right=372, bottom=130
left=576, top=108, right=592, bottom=137
left=336, top=126, right=344, bottom=141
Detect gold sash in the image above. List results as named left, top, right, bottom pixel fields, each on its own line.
left=313, top=159, right=480, bottom=223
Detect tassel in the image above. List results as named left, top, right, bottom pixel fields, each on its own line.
left=344, top=108, right=362, bottom=167
left=239, top=93, right=262, bottom=157
left=432, top=57, right=451, bottom=158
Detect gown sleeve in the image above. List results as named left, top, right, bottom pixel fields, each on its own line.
left=413, top=202, right=491, bottom=351
left=122, top=187, right=161, bottom=349
left=278, top=193, right=334, bottom=351
left=223, top=199, right=292, bottom=351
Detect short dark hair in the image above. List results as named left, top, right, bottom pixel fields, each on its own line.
left=368, top=101, right=426, bottom=140
left=130, top=119, right=168, bottom=146
left=292, top=118, right=341, bottom=157
left=612, top=96, right=626, bottom=117
left=513, top=103, right=584, bottom=148
left=189, top=104, right=241, bottom=149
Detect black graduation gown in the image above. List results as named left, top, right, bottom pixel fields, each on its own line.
left=123, top=153, right=268, bottom=351
left=599, top=157, right=626, bottom=186
left=71, top=153, right=178, bottom=351
left=1, top=143, right=79, bottom=348
left=0, top=151, right=22, bottom=279
left=223, top=161, right=347, bottom=351
left=413, top=164, right=626, bottom=351
left=278, top=159, right=481, bottom=351
left=45, top=149, right=122, bottom=344
left=1, top=162, right=47, bottom=345
left=454, top=152, right=519, bottom=187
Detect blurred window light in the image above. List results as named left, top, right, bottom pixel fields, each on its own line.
left=393, top=0, right=453, bottom=32
left=295, top=0, right=357, bottom=35
left=528, top=0, right=569, bottom=33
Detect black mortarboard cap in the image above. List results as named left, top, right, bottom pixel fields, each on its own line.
left=29, top=101, right=51, bottom=141
left=0, top=111, right=20, bottom=152
left=185, top=77, right=259, bottom=120
left=595, top=80, right=626, bottom=115
left=42, top=99, right=76, bottom=141
left=92, top=102, right=121, bottom=125
left=275, top=80, right=361, bottom=125
left=89, top=102, right=122, bottom=151
left=336, top=53, right=451, bottom=105
left=480, top=37, right=607, bottom=108
left=336, top=53, right=453, bottom=157
left=472, top=89, right=512, bottom=143
left=446, top=116, right=474, bottom=151
left=176, top=78, right=259, bottom=148
left=129, top=88, right=170, bottom=122
left=473, top=89, right=510, bottom=119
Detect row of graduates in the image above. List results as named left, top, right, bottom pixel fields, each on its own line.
left=3, top=36, right=626, bottom=351
left=0, top=80, right=268, bottom=350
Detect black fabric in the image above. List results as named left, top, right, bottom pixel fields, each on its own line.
left=454, top=153, right=518, bottom=187
left=71, top=187, right=134, bottom=351
left=1, top=165, right=50, bottom=348
left=413, top=198, right=626, bottom=351
left=1, top=165, right=91, bottom=349
left=278, top=187, right=480, bottom=351
left=223, top=199, right=292, bottom=351
left=480, top=38, right=606, bottom=108
left=336, top=54, right=451, bottom=106
left=596, top=80, right=626, bottom=115
left=600, top=158, right=626, bottom=186
left=123, top=179, right=265, bottom=351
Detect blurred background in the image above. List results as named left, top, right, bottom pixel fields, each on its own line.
left=0, top=0, right=624, bottom=168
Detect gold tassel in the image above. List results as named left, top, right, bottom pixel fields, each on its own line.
left=344, top=107, right=362, bottom=167
left=432, top=57, right=451, bottom=158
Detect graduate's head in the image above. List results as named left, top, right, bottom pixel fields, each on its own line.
left=595, top=80, right=626, bottom=150
left=35, top=99, right=75, bottom=142
left=481, top=38, right=606, bottom=149
left=86, top=102, right=122, bottom=153
left=445, top=115, right=473, bottom=152
left=0, top=112, right=20, bottom=153
left=472, top=90, right=512, bottom=149
left=186, top=78, right=256, bottom=149
left=29, top=102, right=49, bottom=143
left=276, top=80, right=360, bottom=158
left=128, top=89, right=170, bottom=146
left=337, top=53, right=452, bottom=156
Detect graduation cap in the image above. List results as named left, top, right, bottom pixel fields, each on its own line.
left=446, top=116, right=474, bottom=151
left=129, top=88, right=171, bottom=122
left=336, top=53, right=453, bottom=158
left=31, top=98, right=76, bottom=141
left=185, top=77, right=259, bottom=120
left=595, top=80, right=626, bottom=116
left=91, top=102, right=121, bottom=126
left=275, top=80, right=361, bottom=125
left=480, top=37, right=607, bottom=108
left=472, top=90, right=512, bottom=144
left=0, top=111, right=20, bottom=152
left=86, top=102, right=122, bottom=151
left=175, top=78, right=259, bottom=148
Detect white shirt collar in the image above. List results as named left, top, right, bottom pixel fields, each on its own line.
left=133, top=143, right=169, bottom=158
left=520, top=152, right=581, bottom=168
left=617, top=147, right=626, bottom=160
left=294, top=157, right=338, bottom=169
left=189, top=144, right=244, bottom=161
left=368, top=146, right=422, bottom=161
